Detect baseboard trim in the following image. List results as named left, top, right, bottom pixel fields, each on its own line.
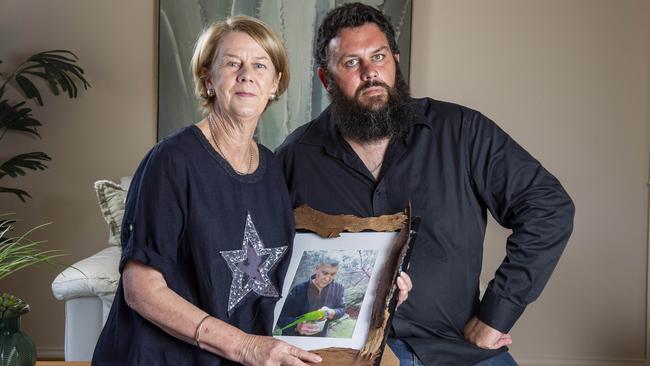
left=34, top=348, right=648, bottom=365
left=37, top=347, right=64, bottom=360
left=518, top=357, right=647, bottom=366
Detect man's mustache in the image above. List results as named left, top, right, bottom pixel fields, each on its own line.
left=355, top=80, right=390, bottom=99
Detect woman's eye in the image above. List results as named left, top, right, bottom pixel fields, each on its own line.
left=255, top=63, right=267, bottom=69
left=344, top=59, right=359, bottom=68
left=227, top=61, right=239, bottom=68
left=372, top=54, right=385, bottom=62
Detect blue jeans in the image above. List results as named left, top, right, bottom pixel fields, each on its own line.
left=474, top=351, right=518, bottom=366
left=387, top=338, right=425, bottom=366
left=386, top=339, right=518, bottom=366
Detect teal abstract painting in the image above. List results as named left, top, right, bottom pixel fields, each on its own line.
left=158, top=0, right=412, bottom=149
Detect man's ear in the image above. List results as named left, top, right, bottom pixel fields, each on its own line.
left=317, top=67, right=329, bottom=90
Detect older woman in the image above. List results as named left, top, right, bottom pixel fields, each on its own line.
left=91, top=16, right=322, bottom=365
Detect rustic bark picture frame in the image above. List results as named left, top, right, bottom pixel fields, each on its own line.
left=273, top=205, right=416, bottom=366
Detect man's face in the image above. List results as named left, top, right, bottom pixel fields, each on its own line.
left=313, top=264, right=338, bottom=289
left=322, top=22, right=398, bottom=111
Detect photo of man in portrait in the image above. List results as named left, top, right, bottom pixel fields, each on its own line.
left=278, top=254, right=345, bottom=337
left=276, top=250, right=377, bottom=338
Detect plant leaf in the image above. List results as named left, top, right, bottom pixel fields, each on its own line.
left=0, top=218, right=63, bottom=282
left=14, top=74, right=43, bottom=106
left=0, top=187, right=31, bottom=202
left=0, top=99, right=42, bottom=137
left=0, top=152, right=51, bottom=178
left=21, top=71, right=58, bottom=96
left=16, top=50, right=91, bottom=102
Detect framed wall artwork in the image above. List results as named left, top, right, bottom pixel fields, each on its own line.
left=158, top=0, right=412, bottom=149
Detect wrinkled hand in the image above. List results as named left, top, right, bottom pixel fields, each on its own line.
left=296, top=321, right=322, bottom=336
left=319, top=306, right=335, bottom=320
left=238, top=334, right=321, bottom=366
left=396, top=272, right=413, bottom=308
left=463, top=316, right=512, bottom=350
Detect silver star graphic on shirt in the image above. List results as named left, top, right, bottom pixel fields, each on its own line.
left=220, top=212, right=288, bottom=315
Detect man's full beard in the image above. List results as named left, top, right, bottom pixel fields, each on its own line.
left=328, top=66, right=417, bottom=143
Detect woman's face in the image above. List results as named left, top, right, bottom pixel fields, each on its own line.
left=206, top=31, right=280, bottom=122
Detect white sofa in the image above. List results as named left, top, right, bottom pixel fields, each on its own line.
left=51, top=246, right=120, bottom=360
left=51, top=178, right=128, bottom=361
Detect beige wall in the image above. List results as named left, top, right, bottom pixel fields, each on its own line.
left=1, top=1, right=649, bottom=364
left=0, top=0, right=156, bottom=357
left=411, top=0, right=650, bottom=365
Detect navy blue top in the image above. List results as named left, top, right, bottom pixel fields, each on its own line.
left=92, top=126, right=294, bottom=365
left=276, top=98, right=575, bottom=365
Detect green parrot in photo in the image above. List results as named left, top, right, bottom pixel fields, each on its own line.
left=279, top=309, right=327, bottom=332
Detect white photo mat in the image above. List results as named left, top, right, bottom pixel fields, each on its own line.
left=273, top=232, right=397, bottom=351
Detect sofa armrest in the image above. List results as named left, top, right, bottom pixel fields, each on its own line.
left=52, top=246, right=121, bottom=301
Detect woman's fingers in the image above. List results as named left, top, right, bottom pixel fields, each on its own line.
left=241, top=336, right=322, bottom=366
left=285, top=345, right=322, bottom=365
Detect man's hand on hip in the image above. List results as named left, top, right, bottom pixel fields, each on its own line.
left=463, top=316, right=512, bottom=349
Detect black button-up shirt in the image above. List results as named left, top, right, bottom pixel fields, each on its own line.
left=276, top=98, right=574, bottom=365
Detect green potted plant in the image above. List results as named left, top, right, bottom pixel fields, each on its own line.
left=0, top=50, right=89, bottom=365
left=0, top=216, right=60, bottom=365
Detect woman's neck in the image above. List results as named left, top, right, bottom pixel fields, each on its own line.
left=197, top=110, right=260, bottom=174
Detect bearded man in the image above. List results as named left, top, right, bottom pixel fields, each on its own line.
left=276, top=3, right=574, bottom=366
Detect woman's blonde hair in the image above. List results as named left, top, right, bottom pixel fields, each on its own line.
left=190, top=15, right=290, bottom=115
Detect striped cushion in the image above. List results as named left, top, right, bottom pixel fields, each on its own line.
left=94, top=180, right=127, bottom=246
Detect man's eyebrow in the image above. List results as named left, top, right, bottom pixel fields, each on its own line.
left=342, top=46, right=390, bottom=58
left=371, top=46, right=390, bottom=54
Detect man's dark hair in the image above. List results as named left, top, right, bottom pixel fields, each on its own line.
left=315, top=2, right=399, bottom=70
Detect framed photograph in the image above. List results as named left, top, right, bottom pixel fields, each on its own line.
left=272, top=232, right=397, bottom=350
left=273, top=205, right=415, bottom=366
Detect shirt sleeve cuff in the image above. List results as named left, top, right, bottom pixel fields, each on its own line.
left=478, top=287, right=526, bottom=333
left=119, top=244, right=176, bottom=279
